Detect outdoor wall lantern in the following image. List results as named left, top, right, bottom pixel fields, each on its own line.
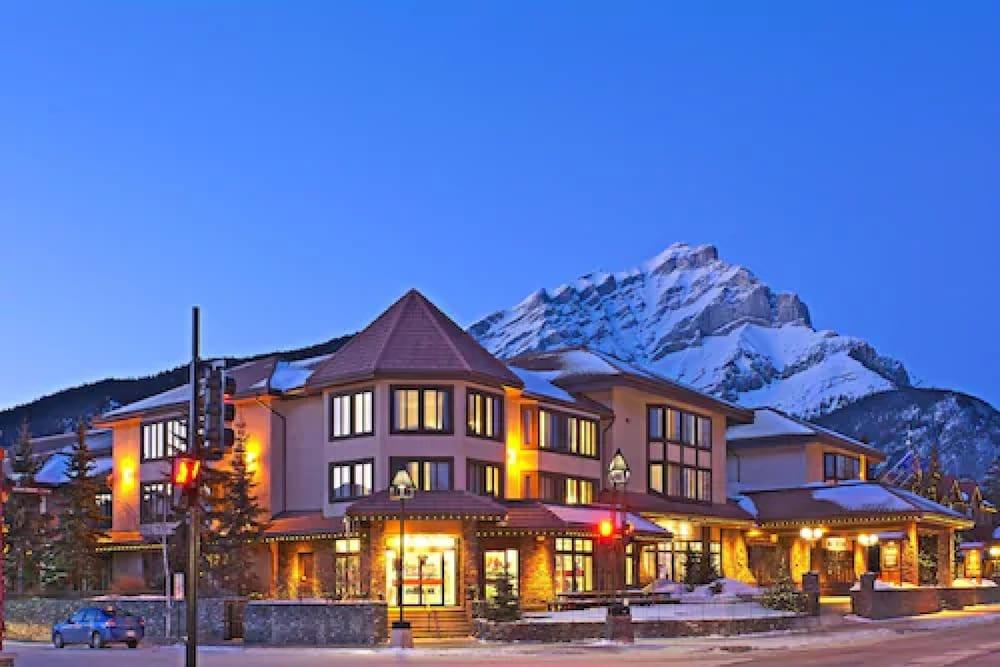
left=799, top=526, right=825, bottom=542
left=858, top=534, right=880, bottom=547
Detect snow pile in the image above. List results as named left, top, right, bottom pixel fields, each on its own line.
left=951, top=578, right=998, bottom=588
left=849, top=580, right=916, bottom=591
left=643, top=578, right=761, bottom=602
left=36, top=451, right=113, bottom=485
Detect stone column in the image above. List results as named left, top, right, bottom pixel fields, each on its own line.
left=367, top=521, right=386, bottom=602
left=721, top=529, right=754, bottom=583
left=901, top=521, right=920, bottom=586
left=937, top=529, right=954, bottom=588
left=789, top=538, right=811, bottom=584
left=461, top=521, right=481, bottom=616
left=520, top=536, right=554, bottom=610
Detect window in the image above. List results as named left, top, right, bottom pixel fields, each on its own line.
left=330, top=389, right=373, bottom=439
left=554, top=537, right=593, bottom=593
left=140, top=482, right=172, bottom=524
left=334, top=538, right=363, bottom=599
left=648, top=405, right=713, bottom=502
left=824, top=453, right=861, bottom=482
left=538, top=409, right=599, bottom=458
left=390, top=457, right=453, bottom=491
left=391, top=387, right=452, bottom=433
left=539, top=473, right=596, bottom=505
left=468, top=460, right=502, bottom=497
left=329, top=459, right=374, bottom=501
left=637, top=538, right=721, bottom=584
left=95, top=491, right=112, bottom=529
left=521, top=407, right=534, bottom=445
left=141, top=418, right=187, bottom=461
left=467, top=390, right=503, bottom=440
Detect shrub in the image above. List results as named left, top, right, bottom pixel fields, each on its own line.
left=760, top=567, right=805, bottom=612
left=683, top=549, right=720, bottom=591
left=482, top=575, right=520, bottom=622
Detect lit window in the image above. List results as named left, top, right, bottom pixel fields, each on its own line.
left=330, top=390, right=373, bottom=439
left=329, top=459, right=374, bottom=501
left=141, top=418, right=187, bottom=461
left=467, top=390, right=503, bottom=440
left=391, top=457, right=453, bottom=491
left=392, top=387, right=452, bottom=433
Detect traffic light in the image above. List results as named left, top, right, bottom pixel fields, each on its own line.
left=202, top=364, right=236, bottom=461
left=172, top=456, right=202, bottom=488
left=598, top=518, right=614, bottom=541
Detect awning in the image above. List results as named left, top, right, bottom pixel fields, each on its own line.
left=346, top=490, right=507, bottom=521
left=264, top=511, right=352, bottom=542
left=485, top=501, right=671, bottom=538
left=544, top=504, right=669, bottom=537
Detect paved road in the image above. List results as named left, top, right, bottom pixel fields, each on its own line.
left=6, top=612, right=1000, bottom=666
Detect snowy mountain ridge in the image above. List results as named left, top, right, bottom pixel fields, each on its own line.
left=470, top=243, right=910, bottom=417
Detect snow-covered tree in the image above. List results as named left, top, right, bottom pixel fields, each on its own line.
left=982, top=455, right=1000, bottom=508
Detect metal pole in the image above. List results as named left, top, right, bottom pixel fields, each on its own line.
left=398, top=498, right=405, bottom=625
left=186, top=306, right=200, bottom=667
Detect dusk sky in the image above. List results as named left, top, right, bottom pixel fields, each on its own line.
left=1, top=2, right=997, bottom=412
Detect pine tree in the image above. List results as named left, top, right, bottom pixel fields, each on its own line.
left=926, top=445, right=943, bottom=502
left=211, top=421, right=269, bottom=596
left=4, top=419, right=50, bottom=593
left=43, top=420, right=107, bottom=591
left=982, top=455, right=1000, bottom=508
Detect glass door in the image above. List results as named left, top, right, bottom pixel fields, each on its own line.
left=483, top=548, right=519, bottom=601
left=386, top=535, right=458, bottom=607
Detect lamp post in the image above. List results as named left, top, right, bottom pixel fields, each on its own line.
left=389, top=469, right=416, bottom=649
left=607, top=450, right=631, bottom=597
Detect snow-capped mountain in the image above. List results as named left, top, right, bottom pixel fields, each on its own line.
left=470, top=243, right=910, bottom=417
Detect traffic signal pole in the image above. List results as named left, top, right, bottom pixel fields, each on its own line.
left=186, top=306, right=200, bottom=667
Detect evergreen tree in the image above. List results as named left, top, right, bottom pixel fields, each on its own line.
left=4, top=419, right=50, bottom=593
left=211, top=420, right=269, bottom=596
left=43, top=420, right=107, bottom=591
left=926, top=445, right=943, bottom=502
left=982, top=455, right=1000, bottom=508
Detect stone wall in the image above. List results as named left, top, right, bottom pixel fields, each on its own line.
left=851, top=581, right=1000, bottom=619
left=722, top=529, right=754, bottom=583
left=243, top=600, right=387, bottom=646
left=474, top=615, right=802, bottom=642
left=4, top=596, right=239, bottom=642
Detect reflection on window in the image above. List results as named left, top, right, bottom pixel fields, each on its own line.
left=468, top=460, right=502, bottom=497
left=328, top=459, right=374, bottom=501
left=391, top=457, right=453, bottom=491
left=330, top=390, right=373, bottom=439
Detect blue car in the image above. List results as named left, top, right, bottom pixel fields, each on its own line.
left=52, top=606, right=144, bottom=649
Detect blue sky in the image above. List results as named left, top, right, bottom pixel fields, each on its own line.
left=1, top=2, right=997, bottom=411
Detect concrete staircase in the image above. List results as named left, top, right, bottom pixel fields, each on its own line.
left=391, top=607, right=472, bottom=639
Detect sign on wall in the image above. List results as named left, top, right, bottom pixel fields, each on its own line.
left=824, top=537, right=848, bottom=552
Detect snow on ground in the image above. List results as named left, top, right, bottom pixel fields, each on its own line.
left=522, top=600, right=791, bottom=623
left=849, top=580, right=916, bottom=591
left=952, top=578, right=998, bottom=588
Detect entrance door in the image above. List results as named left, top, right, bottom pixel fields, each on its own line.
left=386, top=534, right=458, bottom=607
left=483, top=549, right=519, bottom=601
left=823, top=549, right=856, bottom=594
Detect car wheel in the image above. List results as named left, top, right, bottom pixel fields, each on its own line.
left=90, top=631, right=104, bottom=649
left=53, top=632, right=65, bottom=649
left=127, top=640, right=138, bottom=649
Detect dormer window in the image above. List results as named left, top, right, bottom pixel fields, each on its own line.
left=824, top=453, right=861, bottom=483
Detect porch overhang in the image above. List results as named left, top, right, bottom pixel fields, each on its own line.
left=263, top=511, right=356, bottom=543
left=478, top=501, right=672, bottom=539
left=345, top=490, right=507, bottom=522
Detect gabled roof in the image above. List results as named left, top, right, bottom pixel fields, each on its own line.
left=727, top=408, right=886, bottom=462
left=306, top=290, right=523, bottom=390
left=740, top=481, right=972, bottom=527
left=508, top=348, right=752, bottom=422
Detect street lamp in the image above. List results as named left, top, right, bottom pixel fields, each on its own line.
left=608, top=450, right=630, bottom=593
left=389, top=468, right=416, bottom=648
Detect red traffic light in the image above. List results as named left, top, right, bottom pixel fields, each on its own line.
left=172, top=457, right=202, bottom=487
left=598, top=519, right=614, bottom=538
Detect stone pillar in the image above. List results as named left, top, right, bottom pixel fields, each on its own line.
left=461, top=521, right=481, bottom=615
left=937, top=529, right=954, bottom=588
left=367, top=521, right=386, bottom=602
left=721, top=529, right=754, bottom=583
left=789, top=538, right=811, bottom=584
left=520, top=536, right=554, bottom=610
left=901, top=521, right=920, bottom=586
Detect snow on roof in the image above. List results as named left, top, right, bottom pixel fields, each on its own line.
left=543, top=504, right=668, bottom=535
left=727, top=408, right=814, bottom=440
left=510, top=367, right=578, bottom=404
left=264, top=354, right=334, bottom=392
left=101, top=384, right=190, bottom=419
left=36, top=450, right=113, bottom=486
left=735, top=495, right=758, bottom=518
left=811, top=483, right=913, bottom=513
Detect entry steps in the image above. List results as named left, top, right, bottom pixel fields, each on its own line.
left=390, top=607, right=472, bottom=639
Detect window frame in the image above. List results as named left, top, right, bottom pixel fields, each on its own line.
left=328, top=388, right=375, bottom=441
left=467, top=458, right=504, bottom=498
left=554, top=536, right=594, bottom=593
left=824, top=452, right=861, bottom=483
left=466, top=388, right=505, bottom=441
left=140, top=417, right=188, bottom=462
left=389, top=385, right=455, bottom=435
left=538, top=471, right=597, bottom=505
left=139, top=481, right=172, bottom=524
left=389, top=456, right=455, bottom=491
left=647, top=403, right=714, bottom=504
left=328, top=458, right=375, bottom=502
left=537, top=407, right=601, bottom=460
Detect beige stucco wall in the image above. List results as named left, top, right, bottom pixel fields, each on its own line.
left=728, top=445, right=808, bottom=493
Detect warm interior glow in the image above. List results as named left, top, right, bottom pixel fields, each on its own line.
left=119, top=457, right=137, bottom=490
left=386, top=534, right=457, bottom=551
left=245, top=438, right=261, bottom=474
left=990, top=546, right=1000, bottom=558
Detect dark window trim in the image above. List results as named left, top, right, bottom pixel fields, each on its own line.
left=328, top=457, right=375, bottom=502
left=140, top=417, right=188, bottom=463
left=328, top=387, right=376, bottom=441
left=465, top=388, right=506, bottom=442
left=646, top=461, right=714, bottom=506
left=389, top=385, right=455, bottom=435
left=139, top=481, right=172, bottom=524
left=823, top=452, right=861, bottom=483
left=467, top=458, right=505, bottom=498
left=537, top=407, right=601, bottom=460
left=538, top=471, right=598, bottom=505
left=646, top=404, right=714, bottom=450
left=389, top=456, right=455, bottom=491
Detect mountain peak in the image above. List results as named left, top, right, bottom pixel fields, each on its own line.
left=470, top=243, right=906, bottom=417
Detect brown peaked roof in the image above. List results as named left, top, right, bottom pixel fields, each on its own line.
left=345, top=490, right=508, bottom=520
left=307, top=289, right=523, bottom=390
